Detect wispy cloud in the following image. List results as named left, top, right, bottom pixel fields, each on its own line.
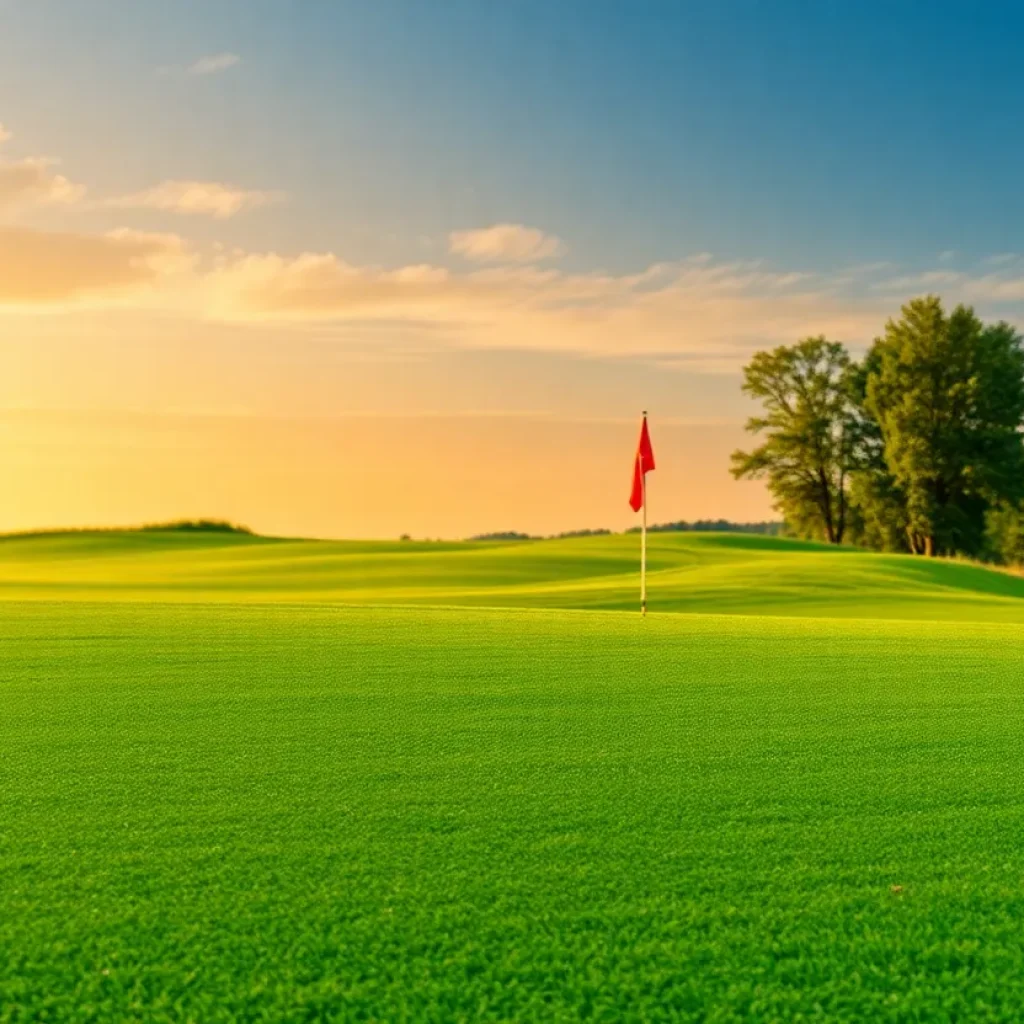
left=0, top=124, right=11, bottom=144
left=10, top=110, right=1024, bottom=372
left=158, top=53, right=241, bottom=78
left=449, top=223, right=565, bottom=263
left=871, top=262, right=1024, bottom=306
left=0, top=225, right=191, bottom=304
left=15, top=205, right=1024, bottom=370
left=0, top=157, right=86, bottom=210
left=105, top=180, right=282, bottom=219
left=198, top=251, right=884, bottom=364
left=0, top=227, right=886, bottom=365
left=874, top=270, right=962, bottom=292
left=186, top=253, right=1024, bottom=361
left=187, top=52, right=241, bottom=76
left=0, top=128, right=277, bottom=220
left=951, top=273, right=1024, bottom=303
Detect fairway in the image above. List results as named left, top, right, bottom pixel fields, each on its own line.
left=4, top=534, right=1024, bottom=1020
left=5, top=528, right=1024, bottom=621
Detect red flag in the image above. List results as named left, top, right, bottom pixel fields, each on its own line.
left=629, top=415, right=655, bottom=511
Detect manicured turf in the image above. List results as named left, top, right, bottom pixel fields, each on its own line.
left=3, top=533, right=1024, bottom=1019
left=4, top=528, right=1024, bottom=621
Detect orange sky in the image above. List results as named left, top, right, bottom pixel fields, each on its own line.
left=0, top=36, right=941, bottom=540
left=0, top=300, right=779, bottom=536
left=0, top=406, right=771, bottom=538
left=10, top=6, right=1024, bottom=537
left=2, top=293, right=778, bottom=538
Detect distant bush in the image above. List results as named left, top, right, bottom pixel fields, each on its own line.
left=140, top=519, right=253, bottom=534
left=468, top=531, right=537, bottom=541
left=0, top=519, right=256, bottom=541
left=552, top=528, right=612, bottom=539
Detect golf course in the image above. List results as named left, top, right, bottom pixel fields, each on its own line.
left=3, top=527, right=1024, bottom=1021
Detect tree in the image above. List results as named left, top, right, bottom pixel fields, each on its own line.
left=863, top=296, right=1024, bottom=557
left=983, top=501, right=1024, bottom=566
left=845, top=349, right=910, bottom=552
left=731, top=337, right=858, bottom=544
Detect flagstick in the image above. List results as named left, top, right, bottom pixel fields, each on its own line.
left=641, top=412, right=648, bottom=617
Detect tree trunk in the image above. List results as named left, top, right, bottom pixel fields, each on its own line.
left=924, top=535, right=934, bottom=557
left=818, top=468, right=835, bottom=544
left=836, top=475, right=846, bottom=545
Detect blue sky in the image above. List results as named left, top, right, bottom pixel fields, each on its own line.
left=7, top=0, right=1024, bottom=271
left=4, top=0, right=1024, bottom=535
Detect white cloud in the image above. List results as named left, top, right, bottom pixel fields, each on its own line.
left=0, top=157, right=86, bottom=210
left=20, top=234, right=1024, bottom=369
left=871, top=264, right=1024, bottom=307
left=957, top=275, right=1024, bottom=303
left=0, top=123, right=278, bottom=221
left=106, top=180, right=281, bottom=219
left=449, top=223, right=565, bottom=263
left=187, top=53, right=241, bottom=76
left=8, top=116, right=1024, bottom=373
left=874, top=270, right=962, bottom=292
left=0, top=225, right=191, bottom=305
left=200, top=251, right=885, bottom=364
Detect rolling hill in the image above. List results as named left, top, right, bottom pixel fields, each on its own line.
left=2, top=526, right=1024, bottom=621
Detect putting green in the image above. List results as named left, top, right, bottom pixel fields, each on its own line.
left=3, top=532, right=1024, bottom=1019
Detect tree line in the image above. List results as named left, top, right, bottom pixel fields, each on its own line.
left=732, top=295, right=1024, bottom=563
left=466, top=522, right=783, bottom=542
left=625, top=519, right=783, bottom=536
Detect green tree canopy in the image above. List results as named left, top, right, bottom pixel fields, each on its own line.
left=862, top=296, right=1024, bottom=557
left=731, top=337, right=857, bottom=544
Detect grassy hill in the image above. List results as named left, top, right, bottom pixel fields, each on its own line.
left=2, top=526, right=1024, bottom=621
left=6, top=528, right=1024, bottom=1017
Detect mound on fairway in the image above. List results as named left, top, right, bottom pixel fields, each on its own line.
left=2, top=527, right=1024, bottom=621
left=3, top=532, right=1024, bottom=1019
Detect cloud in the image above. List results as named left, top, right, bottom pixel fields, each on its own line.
left=863, top=258, right=1024, bottom=312
left=874, top=270, right=962, bottom=292
left=0, top=226, right=191, bottom=305
left=11, top=162, right=1024, bottom=371
left=3, top=225, right=878, bottom=369
left=201, top=250, right=885, bottom=364
left=0, top=157, right=86, bottom=210
left=0, top=124, right=11, bottom=144
left=449, top=223, right=565, bottom=263
left=203, top=254, right=455, bottom=318
left=187, top=53, right=241, bottom=76
left=0, top=125, right=277, bottom=220
left=873, top=266, right=1024, bottom=305
left=106, top=180, right=281, bottom=219
left=954, top=274, right=1024, bottom=303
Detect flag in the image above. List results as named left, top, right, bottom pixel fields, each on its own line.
left=629, top=415, right=655, bottom=512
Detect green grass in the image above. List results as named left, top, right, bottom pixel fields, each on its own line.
left=4, top=533, right=1024, bottom=1019
left=3, top=528, right=1024, bottom=621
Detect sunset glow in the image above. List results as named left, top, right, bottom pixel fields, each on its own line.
left=6, top=2, right=1024, bottom=536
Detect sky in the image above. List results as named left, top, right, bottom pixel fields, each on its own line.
left=4, top=0, right=1024, bottom=538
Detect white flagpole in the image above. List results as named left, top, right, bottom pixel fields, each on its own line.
left=641, top=411, right=647, bottom=617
